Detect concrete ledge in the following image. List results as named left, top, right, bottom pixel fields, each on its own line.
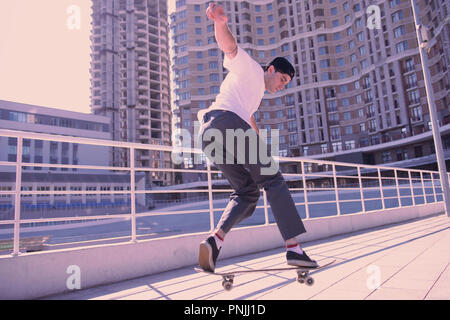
left=0, top=202, right=443, bottom=299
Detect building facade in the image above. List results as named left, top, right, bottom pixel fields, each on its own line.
left=0, top=100, right=111, bottom=169
left=170, top=0, right=449, bottom=183
left=0, top=100, right=146, bottom=213
left=90, top=0, right=173, bottom=186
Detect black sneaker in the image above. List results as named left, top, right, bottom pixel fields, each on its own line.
left=286, top=250, right=318, bottom=268
left=198, top=236, right=221, bottom=272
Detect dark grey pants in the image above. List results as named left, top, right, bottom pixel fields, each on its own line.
left=199, top=110, right=306, bottom=241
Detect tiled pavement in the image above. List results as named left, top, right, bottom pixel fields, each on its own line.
left=46, top=213, right=450, bottom=300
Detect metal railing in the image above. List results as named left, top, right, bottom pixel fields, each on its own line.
left=0, top=128, right=448, bottom=256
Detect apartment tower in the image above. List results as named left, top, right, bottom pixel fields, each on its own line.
left=170, top=0, right=449, bottom=182
left=90, top=0, right=173, bottom=186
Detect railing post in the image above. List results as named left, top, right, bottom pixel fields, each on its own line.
left=358, top=167, right=366, bottom=213
left=408, top=170, right=416, bottom=206
left=262, top=190, right=269, bottom=225
left=395, top=169, right=401, bottom=207
left=420, top=171, right=427, bottom=204
left=130, top=147, right=137, bottom=243
left=301, top=161, right=310, bottom=219
left=431, top=173, right=437, bottom=202
left=206, top=160, right=215, bottom=232
left=13, top=137, right=23, bottom=256
left=378, top=168, right=385, bottom=210
left=332, top=164, right=341, bottom=216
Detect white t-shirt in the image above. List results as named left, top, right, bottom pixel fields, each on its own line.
left=197, top=47, right=265, bottom=127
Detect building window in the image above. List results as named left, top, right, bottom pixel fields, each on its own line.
left=396, top=40, right=408, bottom=53
left=342, top=98, right=350, bottom=107
left=390, top=0, right=401, bottom=8
left=319, top=47, right=328, bottom=55
left=392, top=10, right=403, bottom=23
left=406, top=73, right=417, bottom=88
left=405, top=58, right=415, bottom=72
left=382, top=151, right=392, bottom=163
left=328, top=100, right=337, bottom=112
left=289, top=133, right=298, bottom=146
left=345, top=140, right=355, bottom=149
left=412, top=106, right=422, bottom=121
left=359, top=122, right=366, bottom=132
left=408, top=89, right=420, bottom=104
left=210, top=86, right=220, bottom=94
left=394, top=25, right=406, bottom=38
left=345, top=125, right=353, bottom=135
left=332, top=141, right=342, bottom=152
left=396, top=149, right=408, bottom=161
left=357, top=31, right=364, bottom=41
left=331, top=127, right=340, bottom=140
left=343, top=112, right=351, bottom=120
left=288, top=121, right=297, bottom=132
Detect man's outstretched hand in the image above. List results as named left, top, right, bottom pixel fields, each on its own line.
left=205, top=2, right=237, bottom=59
left=206, top=2, right=228, bottom=24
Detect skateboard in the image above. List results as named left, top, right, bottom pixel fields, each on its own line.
left=195, top=259, right=335, bottom=291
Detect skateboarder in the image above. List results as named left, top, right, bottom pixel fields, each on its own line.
left=197, top=2, right=318, bottom=272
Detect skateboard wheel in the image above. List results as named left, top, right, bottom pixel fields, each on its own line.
left=306, top=277, right=314, bottom=286
left=297, top=270, right=308, bottom=284
left=222, top=281, right=233, bottom=291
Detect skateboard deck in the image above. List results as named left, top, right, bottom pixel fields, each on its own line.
left=195, top=259, right=335, bottom=291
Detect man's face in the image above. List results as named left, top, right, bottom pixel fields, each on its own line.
left=265, top=66, right=292, bottom=94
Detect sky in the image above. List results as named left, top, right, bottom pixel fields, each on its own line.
left=0, top=1, right=177, bottom=114
left=0, top=1, right=95, bottom=113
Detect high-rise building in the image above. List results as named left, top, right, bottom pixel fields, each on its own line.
left=90, top=0, right=173, bottom=186
left=170, top=0, right=449, bottom=182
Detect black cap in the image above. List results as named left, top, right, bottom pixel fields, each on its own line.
left=268, top=57, right=295, bottom=79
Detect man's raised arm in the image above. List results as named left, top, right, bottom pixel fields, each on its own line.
left=206, top=2, right=238, bottom=60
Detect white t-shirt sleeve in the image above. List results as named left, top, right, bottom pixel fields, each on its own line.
left=223, top=47, right=261, bottom=75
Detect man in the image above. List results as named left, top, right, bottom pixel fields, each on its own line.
left=197, top=2, right=318, bottom=272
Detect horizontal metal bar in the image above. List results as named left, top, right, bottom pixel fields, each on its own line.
left=0, top=214, right=130, bottom=225
left=0, top=128, right=202, bottom=154
left=0, top=161, right=218, bottom=175
left=0, top=129, right=439, bottom=176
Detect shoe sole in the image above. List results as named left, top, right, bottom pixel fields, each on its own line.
left=198, top=241, right=214, bottom=272
left=287, top=259, right=318, bottom=268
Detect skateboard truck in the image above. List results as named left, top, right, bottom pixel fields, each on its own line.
left=222, top=275, right=235, bottom=291
left=296, top=270, right=314, bottom=286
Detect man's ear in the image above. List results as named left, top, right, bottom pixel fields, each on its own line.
left=267, top=65, right=275, bottom=74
